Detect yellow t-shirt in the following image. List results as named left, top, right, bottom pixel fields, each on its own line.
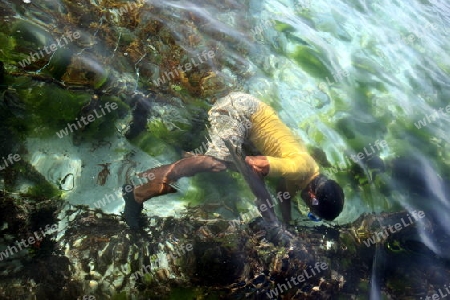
left=248, top=102, right=319, bottom=190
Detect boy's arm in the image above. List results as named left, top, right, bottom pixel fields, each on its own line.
left=224, top=141, right=278, bottom=224
left=245, top=154, right=317, bottom=182
left=276, top=178, right=299, bottom=224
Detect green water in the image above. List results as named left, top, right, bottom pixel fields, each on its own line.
left=0, top=0, right=449, bottom=298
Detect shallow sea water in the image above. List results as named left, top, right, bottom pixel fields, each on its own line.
left=0, top=0, right=450, bottom=299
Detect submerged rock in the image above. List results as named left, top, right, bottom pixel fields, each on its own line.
left=1, top=191, right=448, bottom=299
left=0, top=61, right=4, bottom=84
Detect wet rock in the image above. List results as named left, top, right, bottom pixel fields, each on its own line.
left=0, top=194, right=449, bottom=299
left=0, top=61, right=4, bottom=87
left=2, top=89, right=25, bottom=117
left=125, top=93, right=152, bottom=140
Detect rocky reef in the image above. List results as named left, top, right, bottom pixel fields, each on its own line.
left=1, top=188, right=449, bottom=299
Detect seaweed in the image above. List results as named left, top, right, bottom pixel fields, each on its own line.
left=26, top=182, right=61, bottom=199
left=16, top=84, right=90, bottom=137
left=290, top=45, right=333, bottom=79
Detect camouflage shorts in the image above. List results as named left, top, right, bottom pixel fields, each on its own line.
left=204, top=92, right=261, bottom=162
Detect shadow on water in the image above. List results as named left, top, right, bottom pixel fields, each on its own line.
left=391, top=154, right=450, bottom=258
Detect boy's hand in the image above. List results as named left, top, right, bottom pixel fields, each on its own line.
left=245, top=156, right=270, bottom=176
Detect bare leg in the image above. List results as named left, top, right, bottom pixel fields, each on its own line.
left=123, top=155, right=228, bottom=229
left=133, top=164, right=176, bottom=204
left=133, top=155, right=228, bottom=203
left=280, top=198, right=292, bottom=225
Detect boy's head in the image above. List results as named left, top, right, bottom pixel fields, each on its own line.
left=301, top=174, right=344, bottom=221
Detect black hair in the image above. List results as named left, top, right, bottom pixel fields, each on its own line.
left=302, top=174, right=345, bottom=221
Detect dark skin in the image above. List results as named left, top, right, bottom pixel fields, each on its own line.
left=133, top=154, right=317, bottom=224
left=242, top=155, right=318, bottom=224
left=133, top=155, right=228, bottom=203
left=245, top=156, right=270, bottom=176
left=244, top=156, right=294, bottom=223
